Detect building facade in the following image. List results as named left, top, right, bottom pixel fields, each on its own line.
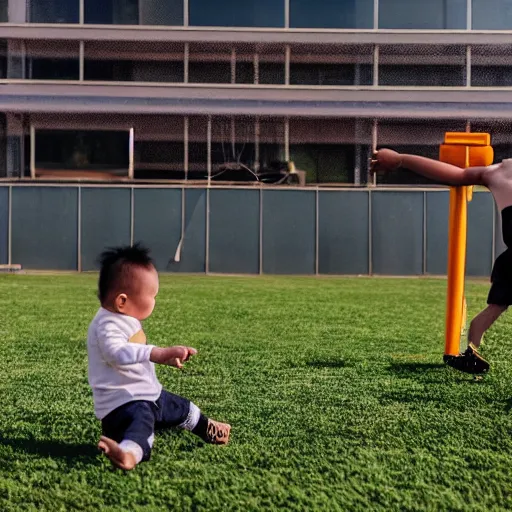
left=1, top=0, right=512, bottom=185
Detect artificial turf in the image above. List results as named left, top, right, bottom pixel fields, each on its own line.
left=1, top=274, right=512, bottom=511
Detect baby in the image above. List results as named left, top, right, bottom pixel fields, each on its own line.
left=87, top=243, right=230, bottom=470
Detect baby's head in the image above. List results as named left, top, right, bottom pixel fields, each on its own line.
left=98, top=243, right=159, bottom=320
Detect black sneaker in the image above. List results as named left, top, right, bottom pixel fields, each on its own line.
left=444, top=344, right=490, bottom=374
left=204, top=419, right=231, bottom=445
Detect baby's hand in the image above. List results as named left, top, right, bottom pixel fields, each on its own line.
left=150, top=346, right=198, bottom=368
left=370, top=149, right=402, bottom=173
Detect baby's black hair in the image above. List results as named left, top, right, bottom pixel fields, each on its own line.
left=97, top=243, right=153, bottom=303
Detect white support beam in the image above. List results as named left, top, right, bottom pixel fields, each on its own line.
left=29, top=124, right=35, bottom=179
left=371, top=119, right=377, bottom=186
left=255, top=117, right=260, bottom=172
left=466, top=45, right=471, bottom=88
left=285, top=45, right=291, bottom=86
left=79, top=41, right=85, bottom=81
left=373, top=44, right=379, bottom=86
left=184, top=116, right=189, bottom=178
left=284, top=117, right=290, bottom=161
left=5, top=25, right=512, bottom=46
left=128, top=127, right=135, bottom=179
left=184, top=0, right=189, bottom=27
left=231, top=48, right=236, bottom=84
left=254, top=52, right=259, bottom=85
left=207, top=116, right=212, bottom=185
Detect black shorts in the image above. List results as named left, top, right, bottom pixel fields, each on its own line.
left=488, top=206, right=512, bottom=306
left=101, top=390, right=195, bottom=462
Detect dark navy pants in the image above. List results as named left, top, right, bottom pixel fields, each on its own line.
left=101, top=389, right=193, bottom=461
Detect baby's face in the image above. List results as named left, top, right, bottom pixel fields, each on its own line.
left=122, top=266, right=159, bottom=321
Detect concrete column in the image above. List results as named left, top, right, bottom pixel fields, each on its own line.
left=6, top=114, right=24, bottom=178
left=0, top=114, right=6, bottom=178
left=8, top=0, right=27, bottom=22
left=7, top=40, right=24, bottom=79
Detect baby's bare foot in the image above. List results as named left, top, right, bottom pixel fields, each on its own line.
left=98, top=436, right=138, bottom=470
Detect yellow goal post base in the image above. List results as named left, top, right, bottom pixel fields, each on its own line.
left=440, top=132, right=493, bottom=357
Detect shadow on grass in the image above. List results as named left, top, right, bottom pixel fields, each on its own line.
left=504, top=398, right=512, bottom=413
left=388, top=362, right=446, bottom=374
left=388, top=361, right=489, bottom=386
left=0, top=436, right=99, bottom=464
left=387, top=361, right=451, bottom=385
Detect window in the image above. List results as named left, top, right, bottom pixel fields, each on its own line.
left=379, top=45, right=466, bottom=87
left=290, top=45, right=373, bottom=86
left=25, top=41, right=80, bottom=80
left=290, top=0, right=373, bottom=29
left=258, top=46, right=286, bottom=85
left=472, top=0, right=512, bottom=29
left=0, top=0, right=7, bottom=22
left=0, top=114, right=6, bottom=178
left=189, top=44, right=231, bottom=84
left=188, top=117, right=208, bottom=180
left=258, top=119, right=285, bottom=172
left=235, top=49, right=255, bottom=84
left=289, top=119, right=368, bottom=183
left=29, top=0, right=79, bottom=23
left=134, top=116, right=185, bottom=180
left=34, top=130, right=129, bottom=175
left=211, top=118, right=256, bottom=182
left=379, top=0, right=466, bottom=29
left=189, top=0, right=284, bottom=27
left=84, top=42, right=184, bottom=83
left=376, top=120, right=467, bottom=185
left=471, top=121, right=512, bottom=164
left=472, top=45, right=512, bottom=86
left=85, top=0, right=183, bottom=25
left=0, top=40, right=6, bottom=79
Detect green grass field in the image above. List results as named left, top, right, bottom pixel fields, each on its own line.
left=1, top=274, right=512, bottom=511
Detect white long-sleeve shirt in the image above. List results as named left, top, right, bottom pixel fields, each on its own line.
left=87, top=308, right=162, bottom=419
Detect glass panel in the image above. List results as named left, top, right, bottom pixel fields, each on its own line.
left=0, top=40, right=6, bottom=79
left=134, top=116, right=184, bottom=179
left=379, top=45, right=466, bottom=87
left=189, top=0, right=284, bottom=27
left=290, top=45, right=373, bottom=86
left=0, top=0, right=7, bottom=22
left=25, top=41, right=80, bottom=80
left=0, top=114, right=5, bottom=178
left=235, top=46, right=255, bottom=84
left=188, top=116, right=208, bottom=180
left=85, top=0, right=184, bottom=25
left=211, top=118, right=256, bottom=182
left=472, top=45, right=512, bottom=86
left=35, top=130, right=129, bottom=176
left=84, top=41, right=184, bottom=82
left=290, top=0, right=373, bottom=29
left=259, top=45, right=286, bottom=85
left=471, top=121, right=512, bottom=163
left=258, top=118, right=285, bottom=173
left=189, top=44, right=231, bottom=84
left=7, top=41, right=25, bottom=79
left=380, top=0, right=466, bottom=29
left=376, top=120, right=467, bottom=185
left=472, top=0, right=512, bottom=29
left=289, top=119, right=369, bottom=183
left=29, top=0, right=79, bottom=23
left=236, top=61, right=254, bottom=84
left=234, top=44, right=285, bottom=85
